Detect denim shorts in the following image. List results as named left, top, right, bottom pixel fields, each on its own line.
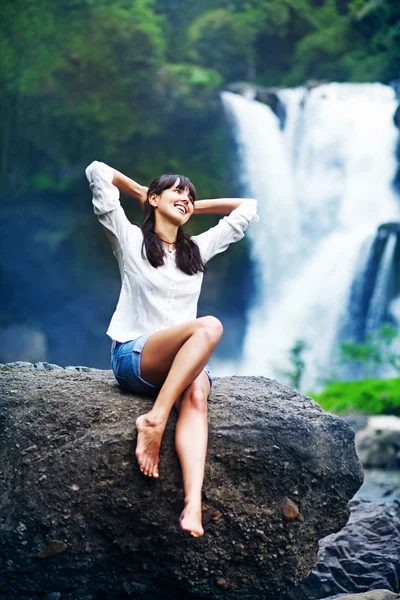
left=111, top=334, right=212, bottom=396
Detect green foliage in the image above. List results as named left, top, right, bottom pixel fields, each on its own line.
left=310, top=377, right=400, bottom=415
left=160, top=64, right=223, bottom=107
left=339, top=322, right=400, bottom=377
left=188, top=9, right=252, bottom=81
left=0, top=0, right=166, bottom=192
left=276, top=339, right=309, bottom=390
left=1, top=0, right=400, bottom=197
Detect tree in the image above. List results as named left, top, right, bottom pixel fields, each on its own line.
left=0, top=0, right=166, bottom=193
left=276, top=339, right=309, bottom=390
left=188, top=9, right=255, bottom=81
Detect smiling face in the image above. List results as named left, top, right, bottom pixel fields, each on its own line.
left=149, top=177, right=195, bottom=226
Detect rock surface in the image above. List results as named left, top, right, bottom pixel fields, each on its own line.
left=286, top=497, right=400, bottom=600
left=0, top=363, right=363, bottom=600
left=325, top=591, right=398, bottom=600
left=355, top=416, right=400, bottom=469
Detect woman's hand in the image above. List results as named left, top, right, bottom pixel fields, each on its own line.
left=136, top=185, right=149, bottom=210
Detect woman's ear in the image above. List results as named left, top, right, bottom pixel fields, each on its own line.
left=149, top=193, right=158, bottom=208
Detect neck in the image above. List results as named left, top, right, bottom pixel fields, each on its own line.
left=154, top=217, right=179, bottom=243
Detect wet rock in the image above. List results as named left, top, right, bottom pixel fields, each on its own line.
left=3, top=361, right=35, bottom=369
left=34, top=362, right=64, bottom=371
left=0, top=366, right=363, bottom=600
left=355, top=415, right=400, bottom=469
left=286, top=498, right=400, bottom=599
left=226, top=82, right=286, bottom=125
left=394, top=104, right=400, bottom=129
left=324, top=591, right=397, bottom=600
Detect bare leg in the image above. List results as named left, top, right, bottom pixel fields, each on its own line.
left=175, top=371, right=209, bottom=537
left=135, top=316, right=222, bottom=477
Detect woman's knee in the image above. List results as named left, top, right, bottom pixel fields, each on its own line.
left=197, top=316, right=223, bottom=345
left=182, top=387, right=208, bottom=415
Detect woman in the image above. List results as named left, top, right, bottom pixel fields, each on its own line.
left=85, top=161, right=259, bottom=537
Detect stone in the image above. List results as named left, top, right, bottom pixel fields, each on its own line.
left=355, top=415, right=400, bottom=469
left=34, top=362, right=63, bottom=371
left=37, top=540, right=68, bottom=558
left=286, top=498, right=400, bottom=599
left=4, top=361, right=34, bottom=370
left=324, top=591, right=397, bottom=600
left=0, top=365, right=363, bottom=600
left=394, top=104, right=400, bottom=129
left=226, top=82, right=286, bottom=125
left=281, top=497, right=299, bottom=521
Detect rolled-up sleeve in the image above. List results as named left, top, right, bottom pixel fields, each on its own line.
left=85, top=160, right=120, bottom=214
left=192, top=199, right=259, bottom=263
left=85, top=160, right=134, bottom=253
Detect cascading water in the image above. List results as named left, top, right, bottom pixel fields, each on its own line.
left=220, top=83, right=400, bottom=390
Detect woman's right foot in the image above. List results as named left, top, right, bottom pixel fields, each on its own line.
left=179, top=501, right=204, bottom=537
left=135, top=414, right=163, bottom=478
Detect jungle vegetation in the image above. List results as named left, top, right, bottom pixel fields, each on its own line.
left=1, top=0, right=400, bottom=196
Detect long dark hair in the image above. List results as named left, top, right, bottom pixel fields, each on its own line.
left=141, top=174, right=206, bottom=275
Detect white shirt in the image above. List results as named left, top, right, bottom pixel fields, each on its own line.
left=85, top=161, right=259, bottom=342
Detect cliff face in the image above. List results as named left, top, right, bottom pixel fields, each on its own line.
left=0, top=363, right=364, bottom=600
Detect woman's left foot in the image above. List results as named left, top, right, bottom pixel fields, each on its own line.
left=179, top=501, right=204, bottom=537
left=135, top=414, right=163, bottom=478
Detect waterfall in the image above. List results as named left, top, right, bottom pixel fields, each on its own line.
left=221, top=91, right=301, bottom=306
left=220, top=83, right=400, bottom=390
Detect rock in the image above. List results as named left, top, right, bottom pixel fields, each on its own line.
left=286, top=497, right=400, bottom=599
left=281, top=497, right=299, bottom=521
left=324, top=591, right=398, bottom=600
left=355, top=415, right=400, bottom=469
left=2, top=361, right=35, bottom=370
left=390, top=78, right=400, bottom=99
left=0, top=365, right=363, bottom=600
left=393, top=104, right=400, bottom=129
left=37, top=540, right=68, bottom=558
left=378, top=222, right=400, bottom=235
left=34, top=361, right=64, bottom=371
left=226, top=82, right=286, bottom=125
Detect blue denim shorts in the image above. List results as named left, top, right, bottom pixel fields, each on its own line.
left=111, top=334, right=212, bottom=396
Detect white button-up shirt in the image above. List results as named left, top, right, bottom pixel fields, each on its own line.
left=85, top=161, right=259, bottom=342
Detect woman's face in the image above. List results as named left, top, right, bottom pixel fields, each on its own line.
left=150, top=178, right=194, bottom=226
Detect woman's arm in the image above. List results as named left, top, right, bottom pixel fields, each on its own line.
left=193, top=198, right=254, bottom=216
left=111, top=167, right=148, bottom=210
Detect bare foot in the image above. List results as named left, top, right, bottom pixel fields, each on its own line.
left=179, top=501, right=204, bottom=537
left=135, top=414, right=164, bottom=478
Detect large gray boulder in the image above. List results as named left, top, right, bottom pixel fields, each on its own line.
left=0, top=363, right=363, bottom=600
